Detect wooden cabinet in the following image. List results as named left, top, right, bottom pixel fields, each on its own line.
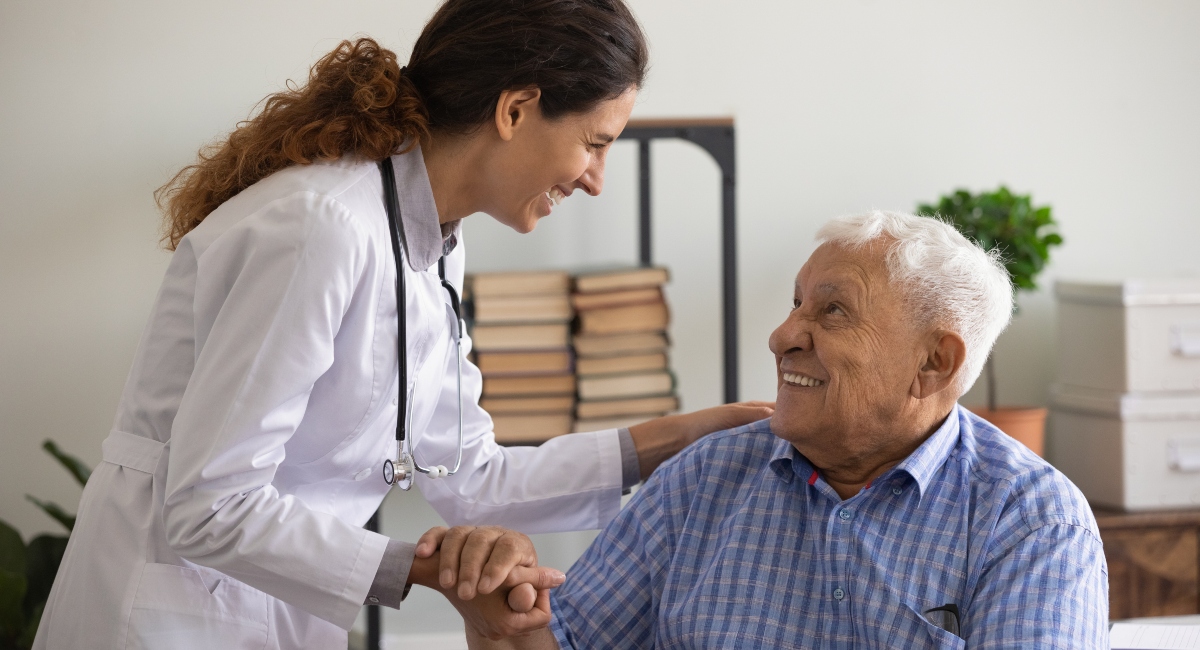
left=1094, top=507, right=1200, bottom=619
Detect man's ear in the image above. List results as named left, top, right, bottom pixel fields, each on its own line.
left=493, top=88, right=542, bottom=142
left=911, top=330, right=966, bottom=400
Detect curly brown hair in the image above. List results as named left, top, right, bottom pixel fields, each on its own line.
left=156, top=0, right=649, bottom=250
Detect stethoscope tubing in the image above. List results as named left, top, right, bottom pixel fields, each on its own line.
left=379, top=157, right=465, bottom=489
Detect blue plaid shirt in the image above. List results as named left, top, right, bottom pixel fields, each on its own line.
left=549, top=405, right=1108, bottom=649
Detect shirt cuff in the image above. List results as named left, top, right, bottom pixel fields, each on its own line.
left=618, top=427, right=641, bottom=494
left=365, top=538, right=417, bottom=609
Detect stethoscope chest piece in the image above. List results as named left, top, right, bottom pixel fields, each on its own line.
left=383, top=453, right=415, bottom=490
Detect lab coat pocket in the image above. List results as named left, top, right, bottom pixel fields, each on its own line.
left=125, top=562, right=269, bottom=650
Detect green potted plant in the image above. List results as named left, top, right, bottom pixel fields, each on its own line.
left=0, top=441, right=90, bottom=649
left=917, top=186, right=1063, bottom=455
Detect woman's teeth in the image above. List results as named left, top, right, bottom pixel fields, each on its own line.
left=783, top=372, right=825, bottom=387
left=546, top=187, right=565, bottom=206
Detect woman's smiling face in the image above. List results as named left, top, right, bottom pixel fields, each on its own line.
left=479, top=87, right=637, bottom=233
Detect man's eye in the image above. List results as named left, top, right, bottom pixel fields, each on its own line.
left=825, top=303, right=844, bottom=315
left=792, top=298, right=801, bottom=310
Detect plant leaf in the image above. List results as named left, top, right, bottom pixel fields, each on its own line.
left=22, top=535, right=67, bottom=618
left=0, top=568, right=27, bottom=641
left=23, top=497, right=74, bottom=533
left=0, top=522, right=24, bottom=576
left=41, top=440, right=90, bottom=487
left=916, top=186, right=1059, bottom=295
left=18, top=600, right=43, bottom=649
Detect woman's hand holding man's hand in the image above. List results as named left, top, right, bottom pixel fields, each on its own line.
left=408, top=526, right=563, bottom=639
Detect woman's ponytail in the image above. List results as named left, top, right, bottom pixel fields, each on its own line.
left=156, top=38, right=428, bottom=250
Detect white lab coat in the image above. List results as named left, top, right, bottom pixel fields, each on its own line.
left=33, top=148, right=625, bottom=649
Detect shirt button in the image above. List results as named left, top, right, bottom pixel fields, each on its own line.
left=833, top=588, right=845, bottom=601
left=892, top=487, right=903, bottom=496
left=838, top=508, right=853, bottom=521
left=354, top=468, right=373, bottom=481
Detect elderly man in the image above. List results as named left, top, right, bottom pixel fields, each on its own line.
left=456, top=211, right=1108, bottom=649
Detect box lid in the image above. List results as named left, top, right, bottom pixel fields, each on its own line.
left=1051, top=383, right=1200, bottom=420
left=1056, top=279, right=1200, bottom=306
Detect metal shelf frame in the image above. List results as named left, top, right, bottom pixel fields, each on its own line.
left=365, top=117, right=738, bottom=650
left=618, top=117, right=739, bottom=404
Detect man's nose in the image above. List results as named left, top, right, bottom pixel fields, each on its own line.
left=769, top=311, right=813, bottom=356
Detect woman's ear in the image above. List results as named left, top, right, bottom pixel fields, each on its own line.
left=911, top=330, right=967, bottom=400
left=493, top=88, right=542, bottom=141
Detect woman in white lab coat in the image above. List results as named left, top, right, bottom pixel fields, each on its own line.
left=33, top=1, right=771, bottom=648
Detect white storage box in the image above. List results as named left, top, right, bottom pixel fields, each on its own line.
left=1048, top=383, right=1200, bottom=510
left=1056, top=279, right=1200, bottom=393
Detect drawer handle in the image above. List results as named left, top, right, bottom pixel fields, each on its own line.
left=1172, top=323, right=1200, bottom=358
left=1168, top=439, right=1200, bottom=472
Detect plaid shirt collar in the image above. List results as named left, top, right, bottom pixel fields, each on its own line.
left=768, top=403, right=963, bottom=502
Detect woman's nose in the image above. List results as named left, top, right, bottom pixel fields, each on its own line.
left=576, top=155, right=605, bottom=196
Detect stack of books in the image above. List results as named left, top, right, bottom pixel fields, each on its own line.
left=468, top=271, right=576, bottom=443
left=571, top=267, right=679, bottom=432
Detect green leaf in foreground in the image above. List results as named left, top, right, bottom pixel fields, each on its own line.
left=23, top=497, right=75, bottom=534
left=41, top=441, right=90, bottom=487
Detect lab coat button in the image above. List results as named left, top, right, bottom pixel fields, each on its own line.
left=368, top=596, right=379, bottom=604
left=354, top=468, right=373, bottom=481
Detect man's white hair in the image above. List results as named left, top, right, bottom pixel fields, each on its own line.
left=816, top=210, right=1014, bottom=396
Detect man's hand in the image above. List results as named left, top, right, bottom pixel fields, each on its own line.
left=629, top=401, right=775, bottom=480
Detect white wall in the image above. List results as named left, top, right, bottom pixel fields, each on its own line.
left=3, top=0, right=1199, bottom=635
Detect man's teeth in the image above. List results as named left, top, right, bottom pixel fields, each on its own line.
left=546, top=188, right=565, bottom=206
left=783, top=372, right=825, bottom=387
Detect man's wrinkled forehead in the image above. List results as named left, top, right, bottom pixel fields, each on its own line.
left=795, top=242, right=890, bottom=300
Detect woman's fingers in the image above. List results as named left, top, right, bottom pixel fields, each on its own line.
left=437, top=526, right=476, bottom=589
left=415, top=526, right=449, bottom=559
left=456, top=527, right=507, bottom=599
left=708, top=401, right=775, bottom=428
left=475, top=531, right=539, bottom=595
left=434, top=526, right=548, bottom=601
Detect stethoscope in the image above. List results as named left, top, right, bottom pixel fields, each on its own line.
left=378, top=157, right=465, bottom=490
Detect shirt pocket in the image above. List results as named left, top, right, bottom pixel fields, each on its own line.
left=900, top=603, right=967, bottom=650
left=125, top=562, right=269, bottom=650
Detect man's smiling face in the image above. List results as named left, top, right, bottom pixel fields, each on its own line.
left=767, top=240, right=930, bottom=461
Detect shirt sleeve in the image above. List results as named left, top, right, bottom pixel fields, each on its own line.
left=618, top=427, right=641, bottom=493
left=963, top=520, right=1109, bottom=649
left=548, top=459, right=675, bottom=649
left=365, top=539, right=417, bottom=608
left=161, top=193, right=389, bottom=630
